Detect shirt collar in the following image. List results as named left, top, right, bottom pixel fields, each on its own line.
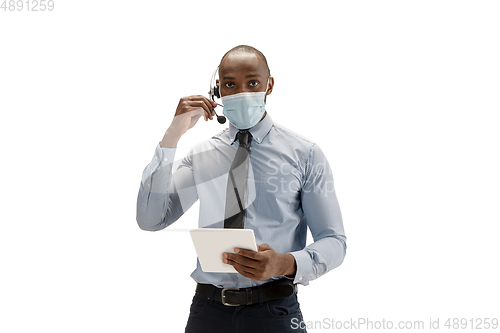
left=228, top=112, right=274, bottom=145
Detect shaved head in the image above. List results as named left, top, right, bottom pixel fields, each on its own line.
left=220, top=45, right=270, bottom=75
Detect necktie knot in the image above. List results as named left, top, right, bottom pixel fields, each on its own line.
left=236, top=131, right=252, bottom=149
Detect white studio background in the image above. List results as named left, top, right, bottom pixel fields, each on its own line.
left=1, top=1, right=499, bottom=332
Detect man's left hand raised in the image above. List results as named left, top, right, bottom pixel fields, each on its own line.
left=222, top=243, right=296, bottom=281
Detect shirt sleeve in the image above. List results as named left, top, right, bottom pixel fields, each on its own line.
left=136, top=142, right=199, bottom=231
left=288, top=143, right=347, bottom=285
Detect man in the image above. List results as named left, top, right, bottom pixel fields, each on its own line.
left=136, top=45, right=346, bottom=332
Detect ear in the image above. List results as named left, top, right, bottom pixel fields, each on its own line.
left=266, top=76, right=274, bottom=95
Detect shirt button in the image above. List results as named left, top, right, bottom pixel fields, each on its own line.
left=155, top=157, right=158, bottom=160
left=164, top=158, right=168, bottom=162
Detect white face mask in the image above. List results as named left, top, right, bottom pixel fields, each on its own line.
left=221, top=79, right=270, bottom=130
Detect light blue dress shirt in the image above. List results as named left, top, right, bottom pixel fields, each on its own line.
left=136, top=112, right=346, bottom=288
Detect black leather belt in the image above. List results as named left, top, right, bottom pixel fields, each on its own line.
left=195, top=278, right=297, bottom=306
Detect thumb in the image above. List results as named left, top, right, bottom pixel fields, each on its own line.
left=258, top=243, right=271, bottom=251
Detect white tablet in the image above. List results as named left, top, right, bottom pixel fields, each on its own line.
left=189, top=228, right=258, bottom=273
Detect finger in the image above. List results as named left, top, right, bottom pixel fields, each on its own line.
left=185, top=101, right=210, bottom=121
left=233, top=266, right=256, bottom=279
left=187, top=110, right=203, bottom=128
left=258, top=243, right=272, bottom=251
left=226, top=253, right=258, bottom=268
left=234, top=248, right=259, bottom=260
left=198, top=98, right=213, bottom=120
left=184, top=107, right=205, bottom=122
left=227, top=257, right=256, bottom=274
left=202, top=97, right=216, bottom=120
left=193, top=95, right=215, bottom=120
left=179, top=108, right=201, bottom=117
left=198, top=95, right=218, bottom=110
left=203, top=96, right=217, bottom=118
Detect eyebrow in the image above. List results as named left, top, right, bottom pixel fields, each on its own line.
left=222, top=74, right=262, bottom=80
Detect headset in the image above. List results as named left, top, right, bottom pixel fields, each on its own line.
left=208, top=66, right=227, bottom=124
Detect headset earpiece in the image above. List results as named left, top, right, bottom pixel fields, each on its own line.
left=209, top=66, right=227, bottom=124
left=209, top=66, right=222, bottom=100
left=214, top=84, right=220, bottom=99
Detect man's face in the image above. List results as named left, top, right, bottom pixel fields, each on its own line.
left=218, top=52, right=273, bottom=99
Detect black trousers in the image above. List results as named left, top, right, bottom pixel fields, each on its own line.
left=184, top=290, right=307, bottom=333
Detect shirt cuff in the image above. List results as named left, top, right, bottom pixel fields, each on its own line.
left=288, top=250, right=314, bottom=286
left=157, top=142, right=176, bottom=165
left=141, top=143, right=177, bottom=185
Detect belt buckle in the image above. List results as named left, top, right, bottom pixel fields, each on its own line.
left=221, top=288, right=240, bottom=306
